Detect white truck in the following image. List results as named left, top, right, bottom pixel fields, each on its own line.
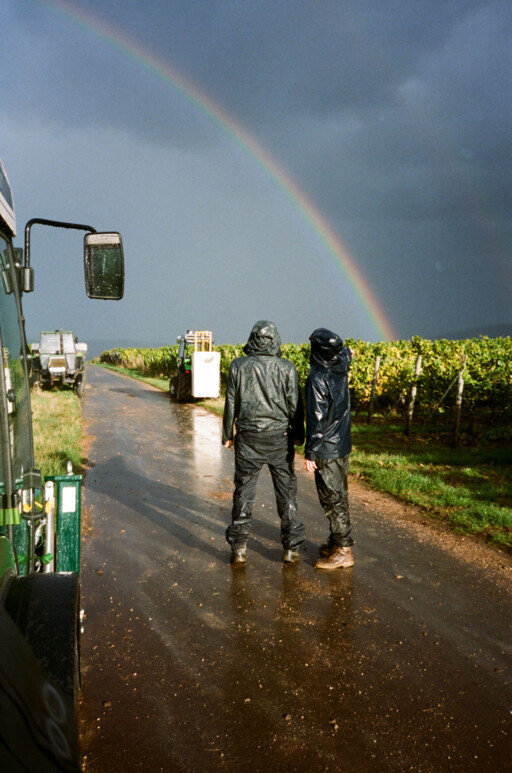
left=31, top=330, right=88, bottom=396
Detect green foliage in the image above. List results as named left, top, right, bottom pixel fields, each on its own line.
left=100, top=345, right=179, bottom=376
left=215, top=344, right=244, bottom=389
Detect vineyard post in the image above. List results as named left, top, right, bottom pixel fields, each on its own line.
left=405, top=354, right=422, bottom=436
left=367, top=354, right=381, bottom=424
left=453, top=354, right=467, bottom=446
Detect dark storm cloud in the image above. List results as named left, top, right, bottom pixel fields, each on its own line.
left=4, top=1, right=499, bottom=139
left=258, top=1, right=512, bottom=228
left=1, top=0, right=218, bottom=148
left=5, top=1, right=509, bottom=171
left=111, top=0, right=485, bottom=121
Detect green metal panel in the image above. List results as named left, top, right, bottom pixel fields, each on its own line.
left=0, top=520, right=29, bottom=575
left=12, top=520, right=29, bottom=575
left=46, top=474, right=82, bottom=573
left=0, top=534, right=16, bottom=583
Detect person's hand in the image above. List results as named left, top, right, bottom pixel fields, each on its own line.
left=304, top=459, right=317, bottom=472
left=224, top=440, right=233, bottom=449
left=349, top=347, right=354, bottom=357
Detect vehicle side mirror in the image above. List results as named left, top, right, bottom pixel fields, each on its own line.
left=84, top=232, right=124, bottom=300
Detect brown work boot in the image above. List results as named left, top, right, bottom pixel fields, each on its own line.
left=315, top=546, right=354, bottom=570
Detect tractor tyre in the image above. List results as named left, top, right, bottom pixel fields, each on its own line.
left=170, top=376, right=178, bottom=400
left=4, top=572, right=81, bottom=704
left=74, top=374, right=85, bottom=398
left=176, top=373, right=191, bottom=402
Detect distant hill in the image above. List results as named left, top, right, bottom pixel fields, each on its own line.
left=436, top=323, right=512, bottom=340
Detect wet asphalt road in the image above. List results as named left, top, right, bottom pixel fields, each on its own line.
left=78, top=366, right=511, bottom=772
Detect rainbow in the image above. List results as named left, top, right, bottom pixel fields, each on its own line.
left=42, top=0, right=396, bottom=341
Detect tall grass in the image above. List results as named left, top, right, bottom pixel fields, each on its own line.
left=31, top=389, right=84, bottom=478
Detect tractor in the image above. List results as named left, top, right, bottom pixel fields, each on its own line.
left=170, top=330, right=220, bottom=402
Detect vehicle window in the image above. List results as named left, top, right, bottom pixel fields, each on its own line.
left=0, top=232, right=33, bottom=489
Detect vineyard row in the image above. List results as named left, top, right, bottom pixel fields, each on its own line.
left=100, top=336, right=512, bottom=430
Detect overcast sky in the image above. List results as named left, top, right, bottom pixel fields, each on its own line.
left=1, top=0, right=511, bottom=349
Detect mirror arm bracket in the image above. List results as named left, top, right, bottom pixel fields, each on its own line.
left=24, top=218, right=97, bottom=269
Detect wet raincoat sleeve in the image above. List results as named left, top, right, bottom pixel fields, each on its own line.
left=222, top=360, right=238, bottom=444
left=304, top=373, right=329, bottom=461
left=290, top=372, right=305, bottom=445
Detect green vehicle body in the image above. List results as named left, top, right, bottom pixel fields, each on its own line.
left=0, top=157, right=124, bottom=771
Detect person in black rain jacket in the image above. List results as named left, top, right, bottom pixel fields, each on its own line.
left=304, top=328, right=355, bottom=570
left=223, top=320, right=305, bottom=564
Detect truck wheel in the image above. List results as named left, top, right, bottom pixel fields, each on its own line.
left=74, top=375, right=85, bottom=397
left=4, top=572, right=81, bottom=703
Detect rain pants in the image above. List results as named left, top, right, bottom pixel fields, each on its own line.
left=223, top=321, right=305, bottom=550
left=305, top=328, right=354, bottom=547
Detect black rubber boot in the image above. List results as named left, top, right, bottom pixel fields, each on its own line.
left=230, top=545, right=247, bottom=565
left=282, top=549, right=300, bottom=563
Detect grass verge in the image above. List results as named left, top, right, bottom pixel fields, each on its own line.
left=350, top=421, right=512, bottom=550
left=31, top=388, right=84, bottom=478
left=95, top=362, right=169, bottom=392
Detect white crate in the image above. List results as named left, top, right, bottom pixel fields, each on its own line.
left=191, top=351, right=220, bottom=398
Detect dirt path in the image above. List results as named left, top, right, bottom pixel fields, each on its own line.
left=78, top=366, right=512, bottom=772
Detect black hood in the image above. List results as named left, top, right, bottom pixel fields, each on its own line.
left=309, top=328, right=344, bottom=366
left=244, top=320, right=282, bottom=356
